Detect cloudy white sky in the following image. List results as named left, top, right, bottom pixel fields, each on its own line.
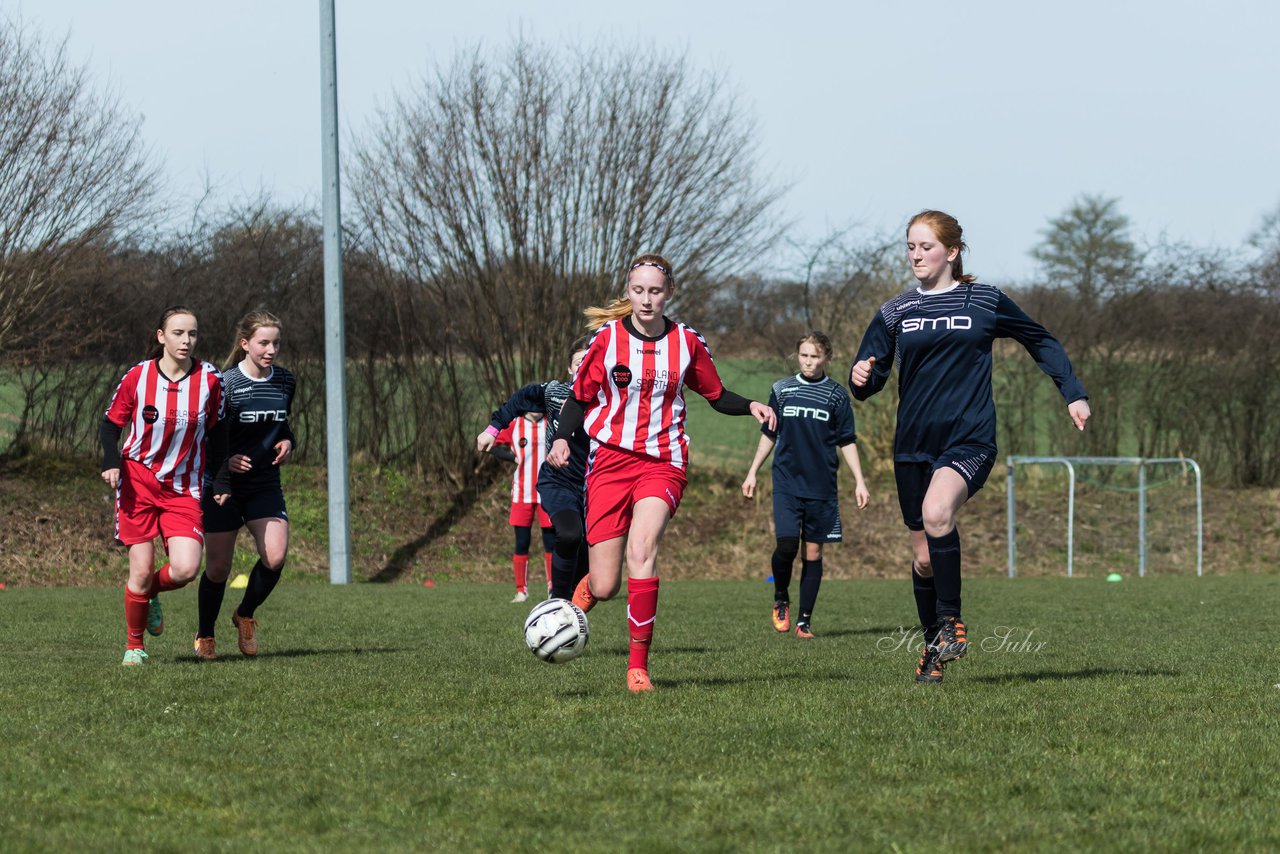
left=8, top=0, right=1280, bottom=282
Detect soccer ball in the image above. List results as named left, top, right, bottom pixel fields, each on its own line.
left=523, top=598, right=589, bottom=663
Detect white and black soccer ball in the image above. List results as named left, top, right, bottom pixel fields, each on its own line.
left=523, top=598, right=589, bottom=663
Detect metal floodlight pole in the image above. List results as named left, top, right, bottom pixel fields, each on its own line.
left=320, top=0, right=351, bottom=584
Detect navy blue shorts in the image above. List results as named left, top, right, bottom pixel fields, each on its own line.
left=772, top=491, right=842, bottom=543
left=203, top=485, right=288, bottom=533
left=536, top=471, right=585, bottom=520
left=894, top=445, right=995, bottom=531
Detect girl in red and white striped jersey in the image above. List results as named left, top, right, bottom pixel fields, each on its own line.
left=548, top=254, right=776, bottom=692
left=100, top=305, right=225, bottom=666
left=491, top=414, right=554, bottom=602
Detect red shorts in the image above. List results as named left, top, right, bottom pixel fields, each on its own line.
left=509, top=502, right=551, bottom=528
left=584, top=444, right=687, bottom=545
left=115, top=458, right=204, bottom=547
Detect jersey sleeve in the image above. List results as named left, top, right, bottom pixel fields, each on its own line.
left=278, top=368, right=297, bottom=445
left=850, top=310, right=895, bottom=401
left=489, top=382, right=548, bottom=431
left=684, top=328, right=725, bottom=401
left=206, top=366, right=225, bottom=427
left=494, top=423, right=515, bottom=447
left=995, top=292, right=1088, bottom=403
left=761, top=386, right=780, bottom=440
left=831, top=388, right=857, bottom=446
left=572, top=326, right=611, bottom=402
left=104, top=365, right=141, bottom=427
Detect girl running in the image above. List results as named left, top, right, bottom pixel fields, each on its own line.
left=476, top=339, right=592, bottom=603
left=547, top=254, right=776, bottom=692
left=195, top=311, right=296, bottom=660
left=742, top=331, right=869, bottom=638
left=850, top=210, right=1090, bottom=683
left=100, top=305, right=225, bottom=665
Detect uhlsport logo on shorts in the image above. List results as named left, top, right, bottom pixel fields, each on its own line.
left=610, top=364, right=633, bottom=387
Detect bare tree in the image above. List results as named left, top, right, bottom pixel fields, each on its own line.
left=0, top=17, right=159, bottom=353
left=348, top=39, right=786, bottom=394
left=345, top=38, right=786, bottom=481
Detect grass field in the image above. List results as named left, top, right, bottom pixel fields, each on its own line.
left=3, top=577, right=1277, bottom=851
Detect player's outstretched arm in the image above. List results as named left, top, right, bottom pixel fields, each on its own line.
left=707, top=387, right=776, bottom=431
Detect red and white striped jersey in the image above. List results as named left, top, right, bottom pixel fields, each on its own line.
left=496, top=416, right=547, bottom=504
left=573, top=316, right=724, bottom=468
left=104, top=359, right=225, bottom=499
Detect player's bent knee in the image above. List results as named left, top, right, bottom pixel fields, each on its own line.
left=774, top=536, right=800, bottom=563
left=593, top=578, right=621, bottom=601
left=553, top=513, right=584, bottom=550
left=921, top=509, right=954, bottom=537
left=203, top=564, right=232, bottom=584
left=169, top=564, right=200, bottom=585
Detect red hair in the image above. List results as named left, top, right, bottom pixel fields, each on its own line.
left=908, top=210, right=976, bottom=284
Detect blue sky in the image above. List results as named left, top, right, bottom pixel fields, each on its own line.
left=9, top=0, right=1280, bottom=282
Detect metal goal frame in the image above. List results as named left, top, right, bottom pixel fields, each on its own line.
left=1005, top=456, right=1203, bottom=578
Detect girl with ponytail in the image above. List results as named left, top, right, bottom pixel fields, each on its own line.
left=547, top=253, right=776, bottom=692
left=195, top=310, right=297, bottom=660
left=850, top=210, right=1091, bottom=684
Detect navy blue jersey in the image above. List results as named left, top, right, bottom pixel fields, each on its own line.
left=222, top=364, right=296, bottom=489
left=763, top=373, right=857, bottom=499
left=851, top=282, right=1086, bottom=463
left=490, top=380, right=587, bottom=485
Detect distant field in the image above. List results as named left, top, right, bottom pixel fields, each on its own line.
left=2, top=578, right=1276, bottom=850
left=0, top=371, right=21, bottom=455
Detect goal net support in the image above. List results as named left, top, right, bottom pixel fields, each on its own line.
left=1005, top=456, right=1203, bottom=578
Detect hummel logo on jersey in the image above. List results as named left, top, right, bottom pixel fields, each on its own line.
left=902, top=316, right=972, bottom=333
left=611, top=364, right=633, bottom=387
left=783, top=405, right=830, bottom=421
left=634, top=347, right=660, bottom=355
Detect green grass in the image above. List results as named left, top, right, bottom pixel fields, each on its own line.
left=2, top=577, right=1277, bottom=850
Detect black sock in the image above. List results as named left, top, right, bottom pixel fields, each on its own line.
left=198, top=573, right=226, bottom=638
left=238, top=560, right=282, bottom=620
left=549, top=553, right=577, bottom=600
left=574, top=541, right=589, bottom=586
left=927, top=529, right=962, bottom=618
left=912, top=564, right=938, bottom=645
left=549, top=510, right=584, bottom=600
left=798, top=557, right=823, bottom=622
left=772, top=537, right=799, bottom=602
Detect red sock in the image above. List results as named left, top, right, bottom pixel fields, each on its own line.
left=124, top=586, right=149, bottom=649
left=147, top=563, right=184, bottom=597
left=544, top=552, right=553, bottom=587
left=513, top=554, right=529, bottom=593
left=627, top=576, right=659, bottom=671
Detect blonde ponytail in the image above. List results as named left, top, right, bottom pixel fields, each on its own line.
left=583, top=297, right=633, bottom=331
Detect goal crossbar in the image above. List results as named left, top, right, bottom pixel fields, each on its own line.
left=1005, top=456, right=1203, bottom=578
